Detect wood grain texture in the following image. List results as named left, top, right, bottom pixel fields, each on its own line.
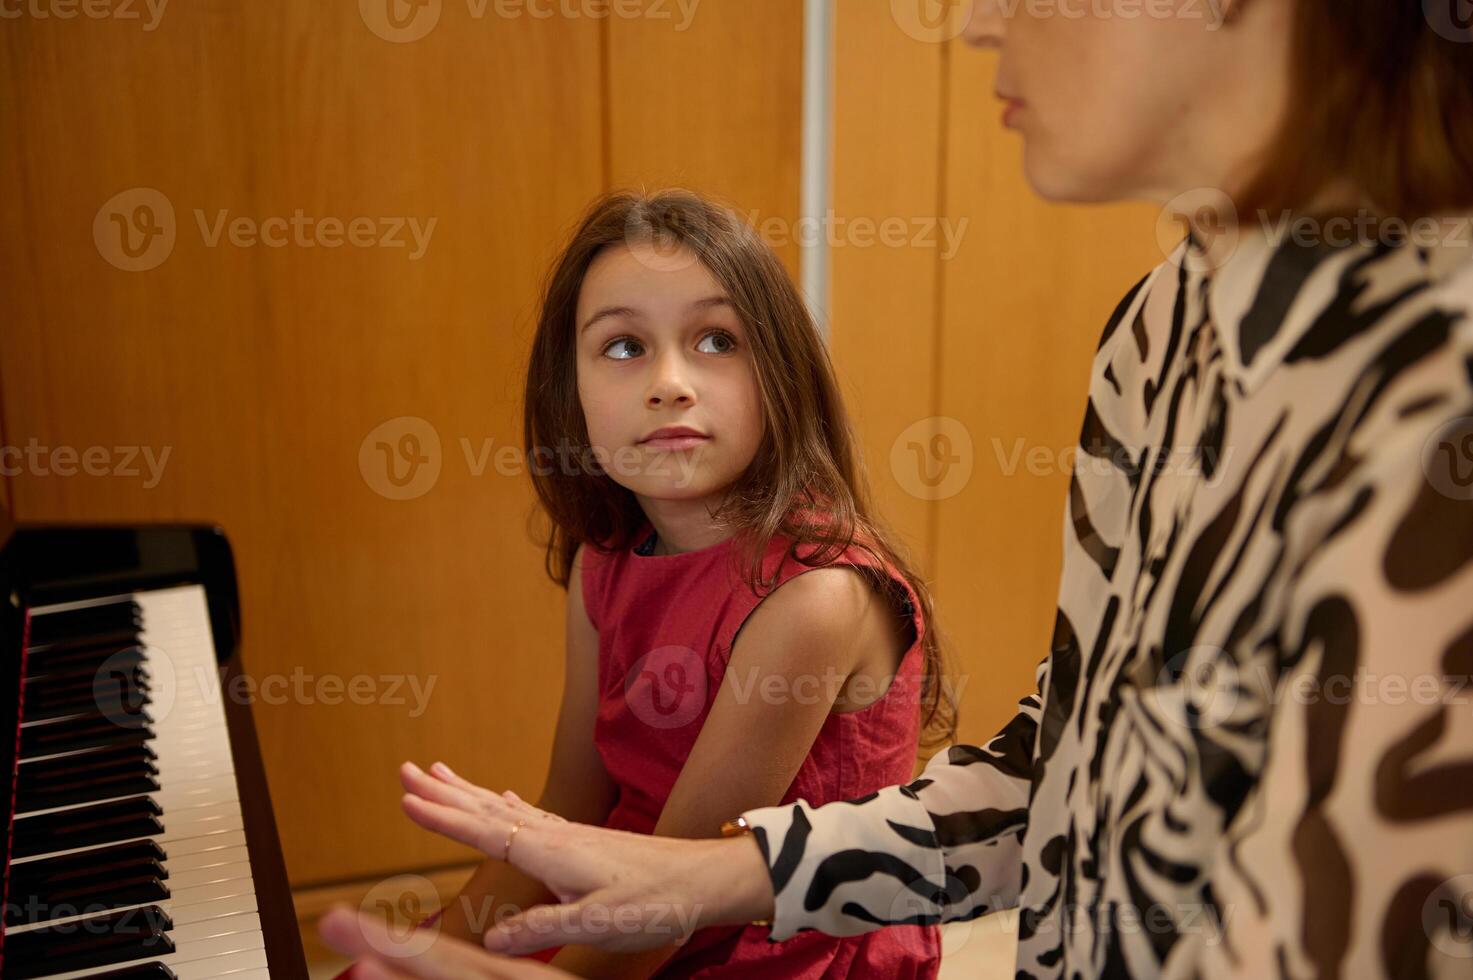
left=606, top=0, right=804, bottom=275
left=828, top=1, right=946, bottom=606
left=0, top=1, right=604, bottom=886
left=0, top=0, right=805, bottom=890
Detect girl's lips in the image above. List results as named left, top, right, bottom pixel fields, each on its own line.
left=641, top=435, right=710, bottom=451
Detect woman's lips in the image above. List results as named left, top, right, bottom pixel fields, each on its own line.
left=641, top=435, right=711, bottom=451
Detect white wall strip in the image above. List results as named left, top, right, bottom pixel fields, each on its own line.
left=800, top=0, right=835, bottom=337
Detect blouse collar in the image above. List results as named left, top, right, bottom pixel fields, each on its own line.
left=1178, top=209, right=1473, bottom=395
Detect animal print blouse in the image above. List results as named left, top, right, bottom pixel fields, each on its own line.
left=738, top=216, right=1473, bottom=978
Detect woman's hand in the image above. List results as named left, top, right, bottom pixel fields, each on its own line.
left=397, top=761, right=775, bottom=955
left=319, top=905, right=576, bottom=979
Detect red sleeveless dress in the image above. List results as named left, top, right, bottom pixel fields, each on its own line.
left=548, top=516, right=943, bottom=978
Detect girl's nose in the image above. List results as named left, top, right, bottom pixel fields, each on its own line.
left=646, top=356, right=696, bottom=407
left=962, top=0, right=1007, bottom=49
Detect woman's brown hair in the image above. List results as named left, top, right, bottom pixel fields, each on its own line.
left=1236, top=2, right=1473, bottom=219
left=522, top=188, right=958, bottom=749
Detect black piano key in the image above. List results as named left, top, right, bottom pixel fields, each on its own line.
left=0, top=905, right=173, bottom=980
left=76, top=965, right=176, bottom=980
left=23, top=645, right=147, bottom=684
left=21, top=690, right=153, bottom=725
left=26, top=626, right=144, bottom=659
left=5, top=871, right=170, bottom=927
left=7, top=841, right=169, bottom=893
left=18, top=754, right=158, bottom=794
left=16, top=770, right=161, bottom=813
left=11, top=797, right=164, bottom=859
left=19, top=709, right=154, bottom=758
left=26, top=599, right=141, bottom=648
left=17, top=743, right=157, bottom=784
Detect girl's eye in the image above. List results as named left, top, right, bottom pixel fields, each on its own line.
left=603, top=337, right=644, bottom=360
left=697, top=330, right=737, bottom=355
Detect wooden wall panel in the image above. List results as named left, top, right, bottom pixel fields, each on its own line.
left=828, top=2, right=946, bottom=700
left=929, top=46, right=1163, bottom=743
left=606, top=0, right=804, bottom=275
left=827, top=8, right=1161, bottom=752
left=0, top=2, right=604, bottom=886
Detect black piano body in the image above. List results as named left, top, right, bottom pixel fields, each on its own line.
left=1, top=520, right=306, bottom=979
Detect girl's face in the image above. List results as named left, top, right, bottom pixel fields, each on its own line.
left=966, top=0, right=1293, bottom=205
left=575, top=242, right=765, bottom=505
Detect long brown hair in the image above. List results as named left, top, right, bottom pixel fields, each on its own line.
left=1236, top=2, right=1473, bottom=219
left=522, top=188, right=958, bottom=749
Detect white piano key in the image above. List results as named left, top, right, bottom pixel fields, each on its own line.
left=168, top=860, right=256, bottom=891
left=19, top=586, right=274, bottom=979
left=169, top=913, right=263, bottom=945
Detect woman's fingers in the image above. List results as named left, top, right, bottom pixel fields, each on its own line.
left=318, top=906, right=570, bottom=979
left=401, top=793, right=511, bottom=856
left=399, top=762, right=487, bottom=813
left=481, top=889, right=694, bottom=956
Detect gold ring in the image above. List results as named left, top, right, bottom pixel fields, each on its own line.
left=503, top=818, right=528, bottom=863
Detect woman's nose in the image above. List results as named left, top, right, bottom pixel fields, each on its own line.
left=962, top=0, right=1007, bottom=48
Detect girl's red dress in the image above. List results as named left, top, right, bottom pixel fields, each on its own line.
left=543, top=516, right=942, bottom=978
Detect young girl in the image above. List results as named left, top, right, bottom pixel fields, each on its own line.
left=432, top=189, right=957, bottom=978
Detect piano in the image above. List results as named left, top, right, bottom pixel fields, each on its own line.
left=1, top=518, right=306, bottom=980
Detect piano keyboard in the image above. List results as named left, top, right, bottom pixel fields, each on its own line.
left=6, top=586, right=271, bottom=980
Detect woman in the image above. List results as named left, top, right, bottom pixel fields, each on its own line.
left=324, top=2, right=1473, bottom=977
